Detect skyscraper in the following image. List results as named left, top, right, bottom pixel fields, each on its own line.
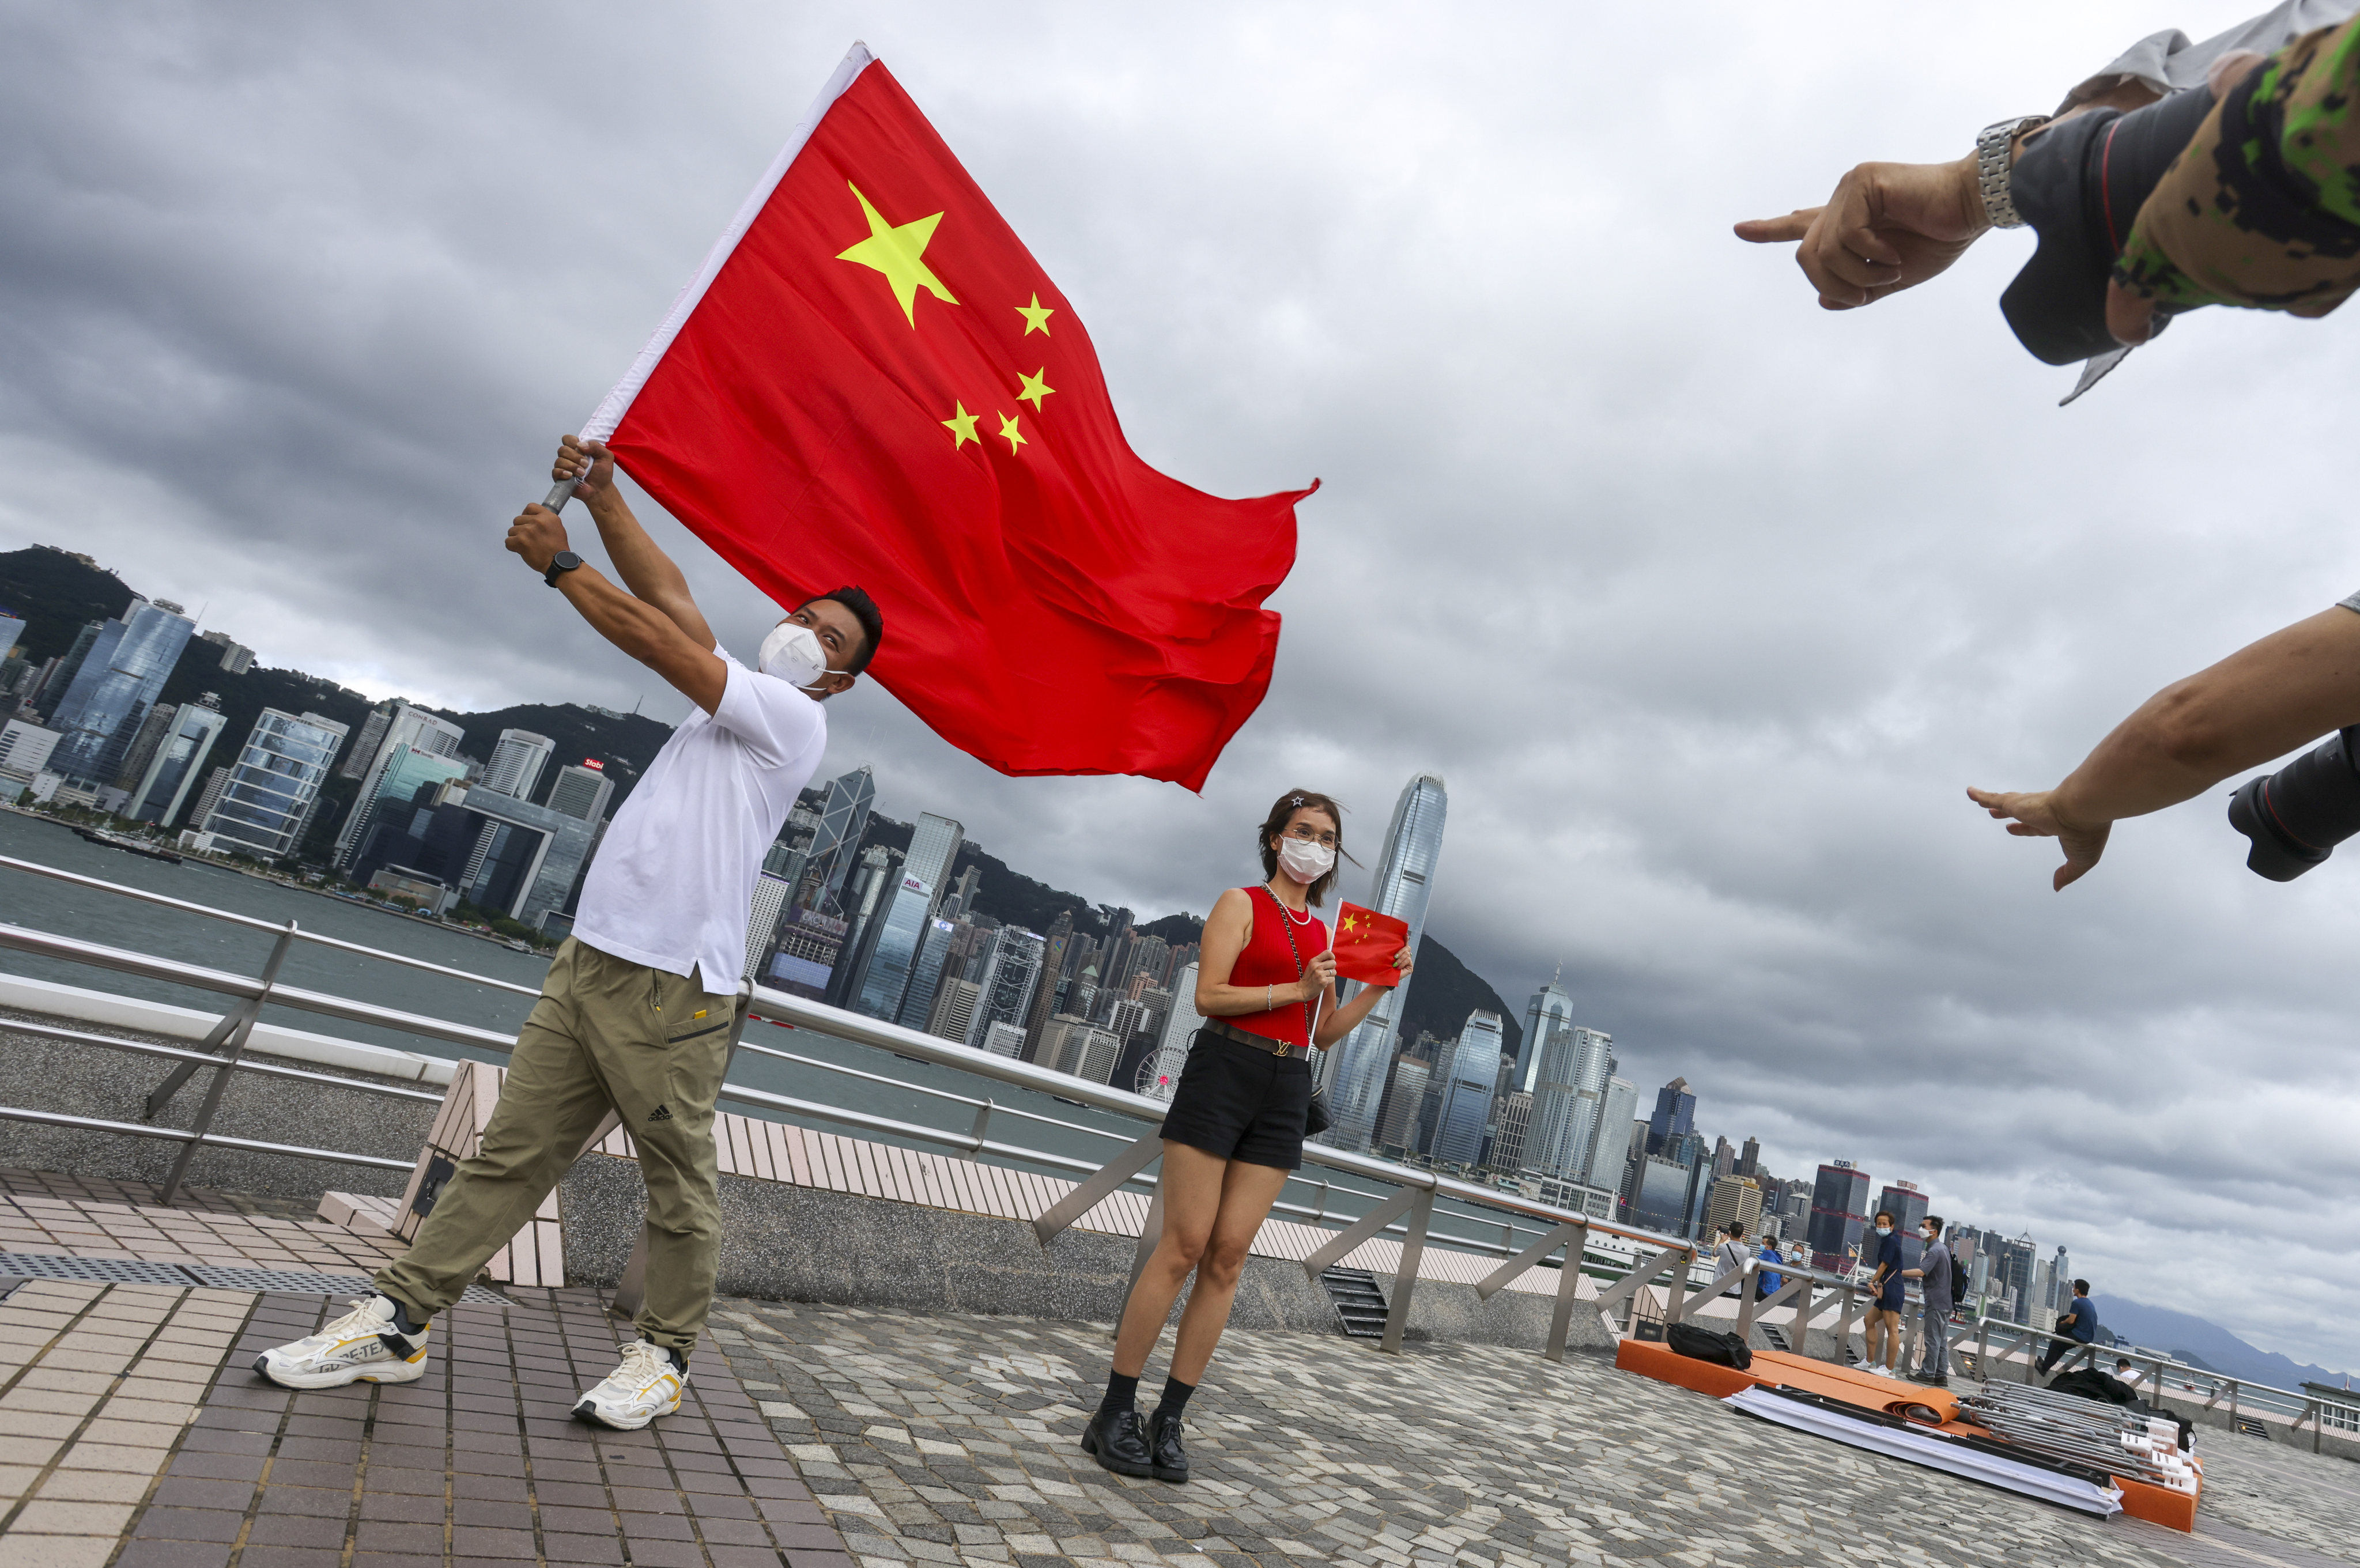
left=544, top=762, right=614, bottom=823
left=1322, top=772, right=1447, bottom=1150
left=966, top=927, right=1045, bottom=1047
left=481, top=730, right=556, bottom=798
left=1020, top=910, right=1077, bottom=1061
left=1374, top=1058, right=1430, bottom=1151
left=851, top=872, right=934, bottom=1021
left=1645, top=1078, right=1697, bottom=1157
left=126, top=697, right=226, bottom=826
left=1517, top=970, right=1573, bottom=1093
left=742, top=872, right=795, bottom=983
left=1138, top=961, right=1202, bottom=1101
left=1490, top=1090, right=1535, bottom=1173
left=47, top=598, right=197, bottom=785
left=334, top=703, right=463, bottom=868
left=1428, top=1011, right=1502, bottom=1167
left=903, top=813, right=964, bottom=915
left=34, top=621, right=105, bottom=723
left=1526, top=1025, right=1613, bottom=1180
left=203, top=709, right=351, bottom=860
left=799, top=765, right=875, bottom=910
left=339, top=702, right=397, bottom=779
left=1806, top=1161, right=1872, bottom=1274
left=896, top=918, right=960, bottom=1032
left=1585, top=1076, right=1640, bottom=1189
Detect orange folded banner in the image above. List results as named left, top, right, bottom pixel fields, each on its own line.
left=1332, top=902, right=1410, bottom=987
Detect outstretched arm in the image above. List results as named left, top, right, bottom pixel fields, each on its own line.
left=553, top=435, right=718, bottom=651
left=1968, top=606, right=2360, bottom=889
left=505, top=502, right=728, bottom=715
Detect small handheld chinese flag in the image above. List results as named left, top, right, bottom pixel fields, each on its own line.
left=580, top=44, right=1314, bottom=791
left=1332, top=902, right=1411, bottom=987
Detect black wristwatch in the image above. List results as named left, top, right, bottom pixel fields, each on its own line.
left=542, top=550, right=583, bottom=588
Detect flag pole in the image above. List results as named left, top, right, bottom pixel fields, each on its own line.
left=539, top=479, right=576, bottom=516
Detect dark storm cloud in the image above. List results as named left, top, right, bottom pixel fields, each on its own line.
left=5, top=2, right=2358, bottom=1364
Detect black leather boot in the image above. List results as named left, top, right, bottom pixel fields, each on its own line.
left=1146, top=1407, right=1190, bottom=1483
left=1079, top=1407, right=1153, bottom=1478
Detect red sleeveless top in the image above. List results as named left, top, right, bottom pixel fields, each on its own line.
left=1225, top=885, right=1331, bottom=1049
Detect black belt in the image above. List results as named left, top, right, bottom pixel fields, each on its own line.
left=1200, top=1017, right=1313, bottom=1060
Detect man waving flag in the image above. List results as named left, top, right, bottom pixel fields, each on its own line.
left=580, top=44, right=1313, bottom=791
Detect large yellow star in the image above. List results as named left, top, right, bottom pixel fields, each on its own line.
left=836, top=183, right=957, bottom=327
left=1015, top=368, right=1055, bottom=411
left=996, top=411, right=1026, bottom=454
left=941, top=402, right=979, bottom=449
left=1015, top=293, right=1054, bottom=336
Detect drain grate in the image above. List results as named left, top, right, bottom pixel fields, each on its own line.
left=0, top=1253, right=197, bottom=1286
left=0, top=1253, right=507, bottom=1307
left=186, top=1265, right=508, bottom=1308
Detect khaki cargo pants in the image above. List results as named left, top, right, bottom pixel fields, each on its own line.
left=376, top=939, right=737, bottom=1355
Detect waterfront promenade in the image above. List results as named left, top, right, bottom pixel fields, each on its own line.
left=3, top=1170, right=2355, bottom=1568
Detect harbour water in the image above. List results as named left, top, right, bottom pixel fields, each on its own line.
left=0, top=808, right=1519, bottom=1248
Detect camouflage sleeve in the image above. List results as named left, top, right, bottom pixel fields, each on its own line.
left=2113, top=16, right=2360, bottom=315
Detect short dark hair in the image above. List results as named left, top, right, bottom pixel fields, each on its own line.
left=1924, top=1216, right=1944, bottom=1235
left=1874, top=1210, right=1895, bottom=1225
left=1722, top=1220, right=1744, bottom=1237
left=2074, top=1278, right=2091, bottom=1296
left=800, top=587, right=884, bottom=677
left=1256, top=788, right=1354, bottom=907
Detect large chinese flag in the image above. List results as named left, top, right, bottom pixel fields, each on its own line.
left=583, top=45, right=1312, bottom=791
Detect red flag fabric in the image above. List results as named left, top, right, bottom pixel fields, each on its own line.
left=1332, top=902, right=1410, bottom=987
left=583, top=45, right=1313, bottom=791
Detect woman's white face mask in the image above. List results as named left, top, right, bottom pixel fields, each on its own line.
left=1277, top=835, right=1335, bottom=883
left=759, top=619, right=832, bottom=690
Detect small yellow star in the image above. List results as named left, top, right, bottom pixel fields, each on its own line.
left=1015, top=368, right=1055, bottom=411
left=941, top=402, right=980, bottom=448
left=1015, top=293, right=1054, bottom=336
left=996, top=411, right=1026, bottom=454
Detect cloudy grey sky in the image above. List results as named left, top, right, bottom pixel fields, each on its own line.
left=7, top=3, right=2358, bottom=1367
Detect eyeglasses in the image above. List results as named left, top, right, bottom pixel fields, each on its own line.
left=1282, top=823, right=1338, bottom=849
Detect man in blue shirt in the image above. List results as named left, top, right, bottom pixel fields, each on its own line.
left=1862, top=1210, right=1906, bottom=1374
left=2038, top=1280, right=2101, bottom=1374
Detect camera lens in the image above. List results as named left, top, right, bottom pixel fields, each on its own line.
left=2227, top=727, right=2360, bottom=881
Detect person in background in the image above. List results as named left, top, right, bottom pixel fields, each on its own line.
left=1754, top=1234, right=1787, bottom=1300
left=1714, top=1221, right=1751, bottom=1298
left=2039, top=1280, right=2102, bottom=1374
left=1861, top=1211, right=1905, bottom=1374
left=1902, top=1215, right=1954, bottom=1386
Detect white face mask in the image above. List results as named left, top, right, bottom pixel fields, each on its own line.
left=1276, top=835, right=1335, bottom=884
left=1875, top=1225, right=1891, bottom=1237
left=758, top=620, right=832, bottom=690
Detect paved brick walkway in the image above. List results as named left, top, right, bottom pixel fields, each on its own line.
left=6, top=1168, right=2359, bottom=1568
left=0, top=1169, right=857, bottom=1568
left=712, top=1298, right=2360, bottom=1568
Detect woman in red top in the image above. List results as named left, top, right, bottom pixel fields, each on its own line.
left=1081, top=788, right=1413, bottom=1483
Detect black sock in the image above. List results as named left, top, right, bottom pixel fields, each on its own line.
left=1156, top=1373, right=1196, bottom=1420
left=1098, top=1370, right=1139, bottom=1418
left=647, top=1338, right=688, bottom=1373
left=380, top=1294, right=425, bottom=1335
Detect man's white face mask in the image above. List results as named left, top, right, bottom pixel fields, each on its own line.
left=759, top=619, right=832, bottom=690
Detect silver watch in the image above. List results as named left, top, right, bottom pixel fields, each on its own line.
left=1974, top=115, right=2051, bottom=228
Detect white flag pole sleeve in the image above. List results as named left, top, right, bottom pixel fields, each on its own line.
left=572, top=41, right=877, bottom=452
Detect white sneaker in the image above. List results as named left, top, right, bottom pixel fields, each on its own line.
left=572, top=1339, right=686, bottom=1430
left=253, top=1295, right=430, bottom=1389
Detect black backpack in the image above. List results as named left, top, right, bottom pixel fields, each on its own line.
left=1947, top=1250, right=1969, bottom=1302
left=1667, top=1322, right=1753, bottom=1370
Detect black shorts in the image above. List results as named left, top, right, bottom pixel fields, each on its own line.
left=1158, top=1029, right=1313, bottom=1170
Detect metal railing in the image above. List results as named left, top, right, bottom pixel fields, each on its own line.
left=5, top=849, right=2357, bottom=1429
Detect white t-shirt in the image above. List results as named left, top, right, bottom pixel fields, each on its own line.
left=573, top=647, right=827, bottom=985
